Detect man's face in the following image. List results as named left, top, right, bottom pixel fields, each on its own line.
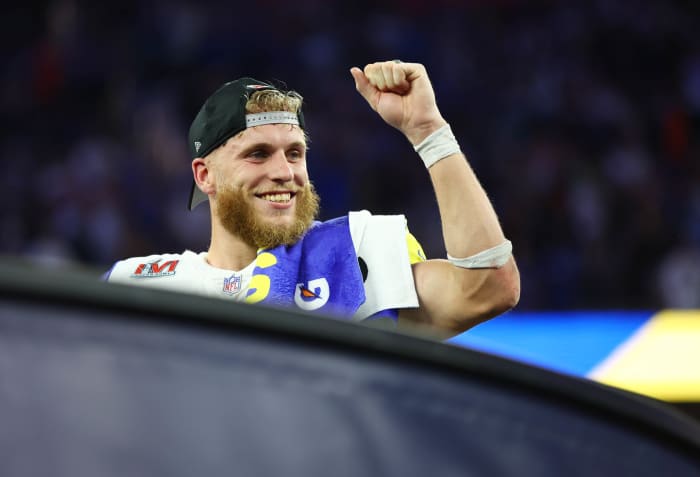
left=210, top=123, right=319, bottom=249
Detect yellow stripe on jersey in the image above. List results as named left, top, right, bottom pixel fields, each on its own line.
left=406, top=230, right=427, bottom=264
left=590, top=310, right=700, bottom=401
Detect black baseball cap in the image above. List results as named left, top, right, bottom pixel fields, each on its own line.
left=187, top=77, right=305, bottom=210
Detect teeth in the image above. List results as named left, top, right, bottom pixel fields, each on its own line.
left=261, top=192, right=291, bottom=203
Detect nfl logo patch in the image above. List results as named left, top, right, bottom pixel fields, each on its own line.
left=223, top=273, right=242, bottom=295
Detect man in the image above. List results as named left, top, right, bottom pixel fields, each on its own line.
left=106, top=60, right=520, bottom=338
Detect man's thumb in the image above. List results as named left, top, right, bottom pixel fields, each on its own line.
left=350, top=67, right=377, bottom=109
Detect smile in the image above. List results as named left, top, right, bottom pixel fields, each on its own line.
left=257, top=192, right=294, bottom=203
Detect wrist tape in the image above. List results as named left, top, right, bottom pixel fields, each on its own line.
left=447, top=240, right=512, bottom=269
left=413, top=124, right=461, bottom=168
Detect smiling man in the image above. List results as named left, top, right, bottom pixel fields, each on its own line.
left=106, top=61, right=520, bottom=338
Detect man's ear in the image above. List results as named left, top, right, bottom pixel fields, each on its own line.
left=192, top=157, right=215, bottom=196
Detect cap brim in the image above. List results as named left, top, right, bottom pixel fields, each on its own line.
left=188, top=181, right=209, bottom=210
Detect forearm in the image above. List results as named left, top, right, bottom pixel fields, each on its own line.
left=426, top=151, right=506, bottom=258
left=406, top=120, right=507, bottom=259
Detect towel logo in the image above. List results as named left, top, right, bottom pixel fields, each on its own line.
left=294, top=278, right=329, bottom=311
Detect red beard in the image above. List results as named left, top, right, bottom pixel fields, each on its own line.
left=216, top=182, right=320, bottom=249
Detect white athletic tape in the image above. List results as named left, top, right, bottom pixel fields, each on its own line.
left=448, top=240, right=512, bottom=269
left=413, top=124, right=461, bottom=168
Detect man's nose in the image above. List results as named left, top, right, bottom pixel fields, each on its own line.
left=268, top=150, right=294, bottom=182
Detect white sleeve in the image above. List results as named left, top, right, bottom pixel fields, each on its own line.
left=349, top=210, right=419, bottom=320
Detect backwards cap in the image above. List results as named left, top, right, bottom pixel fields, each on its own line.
left=187, top=77, right=305, bottom=210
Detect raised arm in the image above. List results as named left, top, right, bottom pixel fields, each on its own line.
left=350, top=61, right=520, bottom=338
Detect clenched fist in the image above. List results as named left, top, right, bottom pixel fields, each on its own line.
left=350, top=61, right=448, bottom=145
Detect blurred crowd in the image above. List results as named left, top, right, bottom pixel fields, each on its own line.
left=2, top=0, right=699, bottom=309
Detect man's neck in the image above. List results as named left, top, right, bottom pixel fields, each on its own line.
left=207, top=222, right=258, bottom=271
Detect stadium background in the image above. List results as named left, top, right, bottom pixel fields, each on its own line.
left=2, top=1, right=699, bottom=417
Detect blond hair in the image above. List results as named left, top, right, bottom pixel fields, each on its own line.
left=245, top=89, right=303, bottom=115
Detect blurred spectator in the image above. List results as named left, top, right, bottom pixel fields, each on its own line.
left=657, top=245, right=700, bottom=308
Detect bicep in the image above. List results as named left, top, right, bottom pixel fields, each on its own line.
left=398, top=258, right=518, bottom=338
